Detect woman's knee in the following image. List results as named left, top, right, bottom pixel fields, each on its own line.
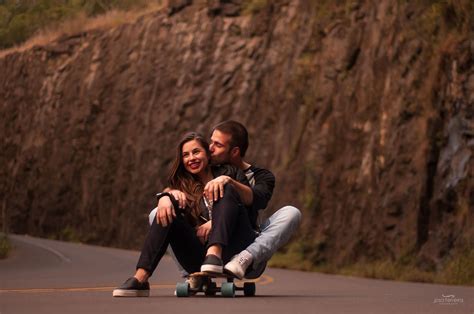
left=214, top=184, right=240, bottom=207
left=222, top=184, right=238, bottom=198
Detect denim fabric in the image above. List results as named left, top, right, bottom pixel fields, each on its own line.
left=148, top=205, right=301, bottom=277
left=247, top=206, right=302, bottom=266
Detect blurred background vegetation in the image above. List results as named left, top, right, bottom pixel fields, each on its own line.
left=0, top=233, right=10, bottom=259
left=2, top=0, right=472, bottom=51
left=0, top=0, right=159, bottom=49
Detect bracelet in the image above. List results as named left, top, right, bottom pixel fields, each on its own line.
left=156, top=192, right=171, bottom=201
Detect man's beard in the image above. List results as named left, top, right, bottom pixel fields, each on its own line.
left=210, top=153, right=231, bottom=165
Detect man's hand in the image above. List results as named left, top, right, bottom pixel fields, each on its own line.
left=167, top=189, right=187, bottom=209
left=156, top=196, right=176, bottom=227
left=204, top=175, right=231, bottom=202
left=196, top=221, right=212, bottom=244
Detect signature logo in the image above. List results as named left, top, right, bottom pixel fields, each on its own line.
left=434, top=294, right=464, bottom=305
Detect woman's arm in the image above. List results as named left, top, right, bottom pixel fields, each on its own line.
left=156, top=194, right=176, bottom=227
left=163, top=187, right=187, bottom=209
left=155, top=189, right=187, bottom=226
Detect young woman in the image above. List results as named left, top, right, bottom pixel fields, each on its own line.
left=113, top=132, right=257, bottom=297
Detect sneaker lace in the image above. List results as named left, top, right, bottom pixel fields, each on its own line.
left=238, top=255, right=249, bottom=266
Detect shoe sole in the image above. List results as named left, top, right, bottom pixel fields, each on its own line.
left=200, top=264, right=223, bottom=274
left=112, top=289, right=150, bottom=297
left=224, top=265, right=244, bottom=280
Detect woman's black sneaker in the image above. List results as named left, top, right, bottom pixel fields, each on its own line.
left=200, top=254, right=223, bottom=273
left=112, top=277, right=150, bottom=297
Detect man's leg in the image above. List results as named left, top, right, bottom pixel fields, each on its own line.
left=224, top=205, right=301, bottom=279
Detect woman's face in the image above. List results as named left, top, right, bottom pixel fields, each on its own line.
left=181, top=139, right=209, bottom=175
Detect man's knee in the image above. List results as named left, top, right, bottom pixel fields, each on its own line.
left=280, top=205, right=302, bottom=228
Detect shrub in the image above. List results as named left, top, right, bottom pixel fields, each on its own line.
left=0, top=233, right=11, bottom=259
left=0, top=0, right=156, bottom=49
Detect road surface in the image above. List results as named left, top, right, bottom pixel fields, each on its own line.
left=0, top=234, right=472, bottom=313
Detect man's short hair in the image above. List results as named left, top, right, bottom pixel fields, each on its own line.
left=213, top=120, right=249, bottom=157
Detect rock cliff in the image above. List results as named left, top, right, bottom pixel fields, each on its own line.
left=1, top=0, right=472, bottom=272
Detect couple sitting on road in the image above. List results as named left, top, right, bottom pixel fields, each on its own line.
left=113, top=120, right=301, bottom=297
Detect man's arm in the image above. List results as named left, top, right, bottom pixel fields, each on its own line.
left=230, top=177, right=253, bottom=205
left=204, top=165, right=253, bottom=205
left=245, top=166, right=275, bottom=229
left=203, top=175, right=253, bottom=206
left=250, top=167, right=275, bottom=211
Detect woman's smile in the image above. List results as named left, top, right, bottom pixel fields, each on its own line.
left=188, top=160, right=202, bottom=170
left=182, top=140, right=209, bottom=175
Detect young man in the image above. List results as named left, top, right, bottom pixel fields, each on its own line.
left=152, top=120, right=301, bottom=279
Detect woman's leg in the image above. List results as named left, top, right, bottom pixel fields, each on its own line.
left=113, top=213, right=206, bottom=297
left=113, top=217, right=172, bottom=297
left=202, top=185, right=257, bottom=272
left=135, top=218, right=172, bottom=279
left=167, top=217, right=207, bottom=274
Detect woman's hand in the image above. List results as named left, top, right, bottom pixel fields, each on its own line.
left=167, top=189, right=187, bottom=209
left=204, top=175, right=231, bottom=202
left=196, top=221, right=212, bottom=244
left=156, top=196, right=176, bottom=227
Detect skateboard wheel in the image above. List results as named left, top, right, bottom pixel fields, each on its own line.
left=221, top=282, right=235, bottom=297
left=176, top=282, right=190, bottom=297
left=243, top=282, right=256, bottom=296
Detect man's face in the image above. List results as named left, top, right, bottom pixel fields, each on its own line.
left=209, top=130, right=233, bottom=165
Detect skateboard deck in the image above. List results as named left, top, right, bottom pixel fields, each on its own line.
left=175, top=271, right=256, bottom=297
left=189, top=271, right=234, bottom=279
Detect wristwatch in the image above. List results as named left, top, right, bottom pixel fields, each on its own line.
left=156, top=192, right=171, bottom=201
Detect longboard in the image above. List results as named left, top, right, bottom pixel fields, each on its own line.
left=175, top=271, right=256, bottom=297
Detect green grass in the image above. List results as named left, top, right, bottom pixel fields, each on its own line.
left=0, top=0, right=158, bottom=49
left=269, top=250, right=316, bottom=272
left=0, top=233, right=11, bottom=259
left=337, top=259, right=436, bottom=283
left=242, top=0, right=268, bottom=15
left=269, top=246, right=474, bottom=286
left=440, top=249, right=474, bottom=285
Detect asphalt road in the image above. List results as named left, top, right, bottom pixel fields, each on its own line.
left=0, top=234, right=472, bottom=314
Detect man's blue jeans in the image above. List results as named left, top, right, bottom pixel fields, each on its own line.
left=148, top=205, right=301, bottom=277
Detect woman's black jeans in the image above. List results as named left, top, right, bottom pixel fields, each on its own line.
left=136, top=185, right=257, bottom=276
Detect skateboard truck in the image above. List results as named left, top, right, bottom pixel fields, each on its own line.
left=175, top=272, right=256, bottom=297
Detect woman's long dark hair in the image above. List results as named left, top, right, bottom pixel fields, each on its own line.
left=167, top=132, right=211, bottom=220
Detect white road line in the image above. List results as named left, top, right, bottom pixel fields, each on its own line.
left=11, top=235, right=72, bottom=263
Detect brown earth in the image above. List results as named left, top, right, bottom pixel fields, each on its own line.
left=0, top=0, right=472, bottom=273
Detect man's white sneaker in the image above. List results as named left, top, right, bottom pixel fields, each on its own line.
left=224, top=250, right=253, bottom=280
